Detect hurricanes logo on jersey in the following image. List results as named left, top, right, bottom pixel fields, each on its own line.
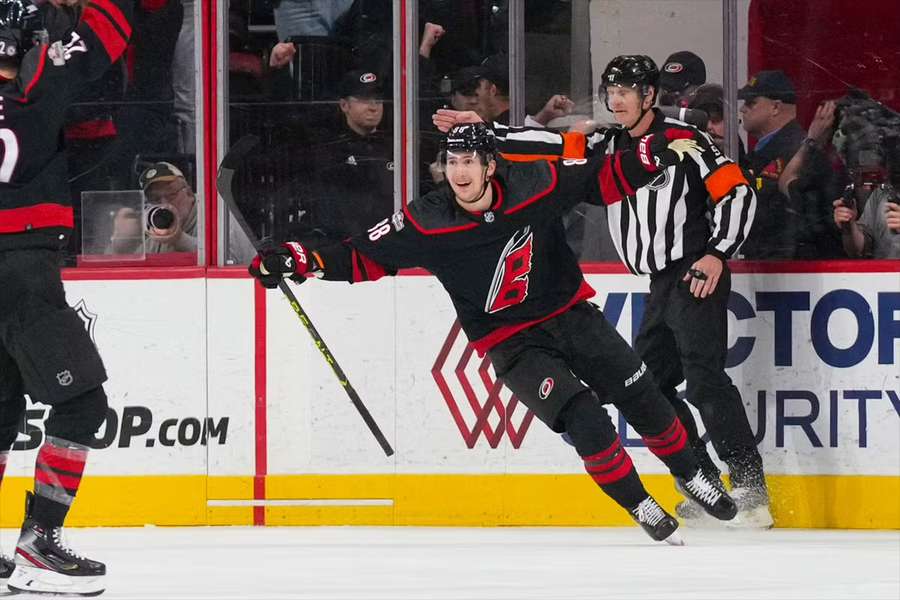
left=485, top=227, right=534, bottom=314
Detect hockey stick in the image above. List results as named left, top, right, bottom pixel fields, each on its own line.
left=217, top=135, right=394, bottom=457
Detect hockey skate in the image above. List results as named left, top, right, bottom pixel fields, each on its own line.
left=7, top=492, right=106, bottom=596
left=728, top=486, right=774, bottom=528
left=676, top=484, right=773, bottom=528
left=675, top=468, right=738, bottom=521
left=0, top=552, right=13, bottom=581
left=629, top=496, right=684, bottom=546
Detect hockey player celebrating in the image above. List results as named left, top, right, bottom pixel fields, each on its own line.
left=0, top=0, right=131, bottom=595
left=435, top=54, right=770, bottom=528
left=249, top=122, right=737, bottom=544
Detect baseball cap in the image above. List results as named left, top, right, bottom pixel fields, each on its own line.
left=688, top=83, right=724, bottom=117
left=338, top=70, right=384, bottom=99
left=738, top=70, right=797, bottom=103
left=659, top=51, right=707, bottom=91
left=138, top=162, right=185, bottom=192
left=450, top=54, right=509, bottom=96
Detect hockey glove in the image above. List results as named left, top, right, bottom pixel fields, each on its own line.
left=636, top=132, right=700, bottom=172
left=249, top=241, right=317, bottom=289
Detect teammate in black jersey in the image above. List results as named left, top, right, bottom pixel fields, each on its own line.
left=0, top=0, right=131, bottom=594
left=249, top=123, right=738, bottom=544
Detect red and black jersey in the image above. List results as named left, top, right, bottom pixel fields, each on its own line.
left=0, top=0, right=132, bottom=251
left=312, top=146, right=661, bottom=355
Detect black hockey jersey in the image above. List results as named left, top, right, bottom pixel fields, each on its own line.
left=0, top=0, right=132, bottom=251
left=312, top=145, right=660, bottom=355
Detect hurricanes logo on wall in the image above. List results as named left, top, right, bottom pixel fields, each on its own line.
left=432, top=320, right=536, bottom=449
left=72, top=299, right=98, bottom=343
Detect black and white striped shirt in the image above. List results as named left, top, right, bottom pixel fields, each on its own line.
left=494, top=110, right=756, bottom=275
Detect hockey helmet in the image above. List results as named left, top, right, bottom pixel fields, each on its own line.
left=0, top=0, right=42, bottom=60
left=600, top=55, right=660, bottom=101
left=441, top=123, right=497, bottom=163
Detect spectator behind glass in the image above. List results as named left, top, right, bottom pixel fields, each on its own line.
left=658, top=51, right=706, bottom=108
left=738, top=70, right=806, bottom=259
left=109, top=162, right=198, bottom=254
left=448, top=55, right=575, bottom=128
left=296, top=70, right=394, bottom=243
left=832, top=113, right=900, bottom=259
left=172, top=0, right=195, bottom=154
left=777, top=100, right=848, bottom=259
left=687, top=83, right=747, bottom=163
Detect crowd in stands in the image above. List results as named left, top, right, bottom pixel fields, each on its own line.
left=63, top=0, right=899, bottom=264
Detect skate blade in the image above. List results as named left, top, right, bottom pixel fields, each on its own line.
left=663, top=529, right=685, bottom=546
left=7, top=565, right=105, bottom=597
left=727, top=505, right=775, bottom=529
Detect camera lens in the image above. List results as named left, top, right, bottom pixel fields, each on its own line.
left=146, top=206, right=175, bottom=230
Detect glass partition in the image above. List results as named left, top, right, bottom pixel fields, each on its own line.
left=223, top=0, right=396, bottom=263
left=739, top=0, right=900, bottom=260
left=65, top=0, right=202, bottom=267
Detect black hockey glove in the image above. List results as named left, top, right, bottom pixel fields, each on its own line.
left=248, top=241, right=318, bottom=289
left=635, top=130, right=700, bottom=172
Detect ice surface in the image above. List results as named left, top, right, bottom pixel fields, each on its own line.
left=1, top=526, right=897, bottom=599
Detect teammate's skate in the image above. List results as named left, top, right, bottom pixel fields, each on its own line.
left=7, top=493, right=105, bottom=596
left=675, top=468, right=738, bottom=521
left=629, top=496, right=683, bottom=545
left=0, top=552, right=13, bottom=582
left=729, top=485, right=774, bottom=528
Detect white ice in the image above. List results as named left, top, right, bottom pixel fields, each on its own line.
left=1, top=526, right=898, bottom=599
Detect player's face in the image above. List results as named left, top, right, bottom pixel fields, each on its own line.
left=606, top=85, right=650, bottom=128
left=445, top=151, right=496, bottom=207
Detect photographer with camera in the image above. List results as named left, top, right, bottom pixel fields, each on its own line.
left=109, top=162, right=198, bottom=254
left=827, top=91, right=900, bottom=259
left=833, top=147, right=900, bottom=259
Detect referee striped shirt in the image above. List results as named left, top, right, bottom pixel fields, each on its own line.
left=494, top=110, right=756, bottom=275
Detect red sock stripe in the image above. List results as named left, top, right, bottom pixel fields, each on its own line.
left=588, top=450, right=635, bottom=485
left=581, top=437, right=623, bottom=464
left=37, top=444, right=87, bottom=476
left=35, top=468, right=81, bottom=494
left=582, top=438, right=636, bottom=485
left=643, top=418, right=688, bottom=457
left=0, top=452, right=7, bottom=481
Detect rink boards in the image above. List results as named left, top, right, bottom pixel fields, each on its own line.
left=0, top=264, right=898, bottom=529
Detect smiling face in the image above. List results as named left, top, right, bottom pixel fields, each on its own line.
left=605, top=84, right=654, bottom=129
left=445, top=150, right=496, bottom=210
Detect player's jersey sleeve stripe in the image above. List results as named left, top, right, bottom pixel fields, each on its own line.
left=91, top=0, right=132, bottom=38
left=498, top=152, right=560, bottom=163
left=0, top=204, right=74, bottom=232
left=705, top=163, right=748, bottom=204
left=560, top=132, right=586, bottom=159
left=21, top=45, right=48, bottom=99
left=83, top=4, right=129, bottom=62
left=350, top=249, right=388, bottom=283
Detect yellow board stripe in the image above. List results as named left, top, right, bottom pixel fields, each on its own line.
left=1, top=474, right=896, bottom=529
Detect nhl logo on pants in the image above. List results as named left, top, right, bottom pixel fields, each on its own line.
left=56, top=370, right=74, bottom=386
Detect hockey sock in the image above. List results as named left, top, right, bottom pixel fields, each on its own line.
left=641, top=416, right=695, bottom=478
left=31, top=436, right=89, bottom=528
left=581, top=438, right=648, bottom=509
left=559, top=391, right=649, bottom=509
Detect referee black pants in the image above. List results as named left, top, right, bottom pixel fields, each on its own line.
left=634, top=255, right=766, bottom=490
